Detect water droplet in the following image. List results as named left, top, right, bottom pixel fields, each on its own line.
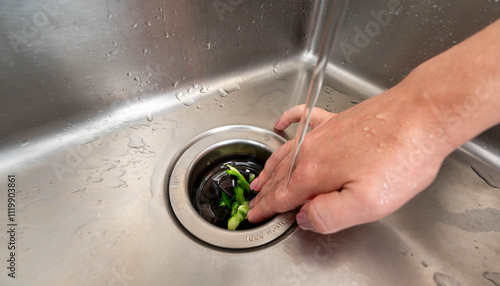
left=132, top=23, right=138, bottom=28
left=375, top=113, right=386, bottom=120
left=483, top=272, right=500, bottom=286
left=108, top=179, right=127, bottom=188
left=363, top=126, right=370, bottom=131
left=206, top=42, right=211, bottom=49
left=389, top=76, right=394, bottom=82
left=175, top=91, right=183, bottom=101
left=433, top=272, right=461, bottom=286
left=182, top=97, right=195, bottom=106
left=133, top=76, right=140, bottom=81
left=110, top=169, right=126, bottom=178
left=384, top=62, right=388, bottom=67
left=86, top=176, right=103, bottom=183
left=341, top=59, right=345, bottom=65
left=146, top=113, right=153, bottom=122
left=217, top=88, right=228, bottom=97
left=379, top=142, right=387, bottom=148
left=70, top=187, right=87, bottom=194
left=196, top=105, right=203, bottom=109
left=421, top=261, right=428, bottom=268
left=128, top=135, right=145, bottom=149
left=219, top=104, right=224, bottom=107
left=200, top=86, right=209, bottom=93
left=127, top=72, right=132, bottom=76
left=172, top=81, right=178, bottom=87
left=224, top=83, right=241, bottom=93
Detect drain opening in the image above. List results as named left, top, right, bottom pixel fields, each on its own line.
left=168, top=125, right=298, bottom=249
left=190, top=146, right=270, bottom=230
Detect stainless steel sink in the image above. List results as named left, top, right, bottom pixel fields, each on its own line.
left=1, top=0, right=499, bottom=285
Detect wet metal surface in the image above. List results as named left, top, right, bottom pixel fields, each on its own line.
left=0, top=0, right=499, bottom=285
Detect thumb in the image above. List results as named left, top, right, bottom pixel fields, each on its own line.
left=296, top=188, right=389, bottom=234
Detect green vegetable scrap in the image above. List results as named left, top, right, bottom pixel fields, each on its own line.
left=218, top=164, right=255, bottom=230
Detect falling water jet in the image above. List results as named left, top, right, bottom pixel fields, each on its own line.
left=286, top=0, right=349, bottom=185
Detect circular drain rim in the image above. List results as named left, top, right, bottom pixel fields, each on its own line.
left=167, top=125, right=297, bottom=249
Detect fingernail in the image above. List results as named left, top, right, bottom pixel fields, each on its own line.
left=274, top=118, right=281, bottom=128
left=249, top=198, right=255, bottom=208
left=249, top=177, right=259, bottom=190
left=296, top=212, right=314, bottom=231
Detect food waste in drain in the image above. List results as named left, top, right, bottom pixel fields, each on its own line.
left=192, top=155, right=268, bottom=230
left=219, top=164, right=254, bottom=230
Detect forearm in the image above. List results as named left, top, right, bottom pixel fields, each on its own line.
left=404, top=19, right=500, bottom=154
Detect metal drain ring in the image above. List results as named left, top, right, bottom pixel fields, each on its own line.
left=167, top=125, right=297, bottom=249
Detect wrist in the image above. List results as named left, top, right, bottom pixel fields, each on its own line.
left=404, top=51, right=500, bottom=156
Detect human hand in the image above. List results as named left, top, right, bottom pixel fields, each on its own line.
left=247, top=83, right=453, bottom=234
left=247, top=19, right=500, bottom=234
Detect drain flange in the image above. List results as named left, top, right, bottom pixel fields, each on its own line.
left=167, top=125, right=297, bottom=249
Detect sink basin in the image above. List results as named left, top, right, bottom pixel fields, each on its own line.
left=1, top=0, right=499, bottom=285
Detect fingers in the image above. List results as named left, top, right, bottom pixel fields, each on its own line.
left=252, top=105, right=334, bottom=192
left=247, top=179, right=297, bottom=223
left=248, top=105, right=336, bottom=222
left=250, top=139, right=293, bottom=192
left=248, top=160, right=329, bottom=223
left=296, top=187, right=391, bottom=234
left=275, top=105, right=333, bottom=131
